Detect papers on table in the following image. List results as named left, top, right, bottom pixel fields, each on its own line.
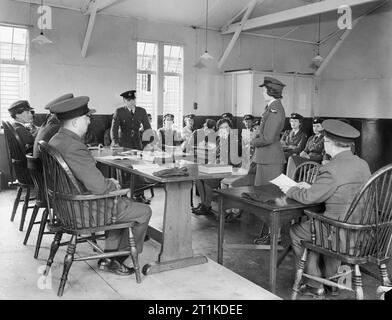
left=132, top=164, right=161, bottom=176
left=269, top=174, right=298, bottom=188
left=95, top=155, right=134, bottom=160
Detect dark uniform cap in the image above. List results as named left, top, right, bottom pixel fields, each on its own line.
left=290, top=113, right=303, bottom=120
left=313, top=117, right=324, bottom=124
left=221, top=112, right=233, bottom=120
left=163, top=113, right=174, bottom=121
left=49, top=96, right=96, bottom=121
left=184, top=114, right=195, bottom=120
left=322, top=119, right=360, bottom=143
left=44, top=93, right=74, bottom=110
left=205, top=118, right=216, bottom=129
left=120, top=90, right=136, bottom=100
left=243, top=114, right=254, bottom=121
left=259, top=76, right=286, bottom=91
left=8, top=100, right=34, bottom=116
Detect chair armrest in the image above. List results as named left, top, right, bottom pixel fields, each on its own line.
left=304, top=209, right=374, bottom=231
left=56, top=188, right=130, bottom=201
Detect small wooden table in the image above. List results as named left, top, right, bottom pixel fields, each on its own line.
left=91, top=147, right=243, bottom=275
left=214, top=185, right=321, bottom=294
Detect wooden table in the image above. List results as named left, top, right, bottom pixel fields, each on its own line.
left=214, top=185, right=321, bottom=294
left=91, top=147, right=243, bottom=275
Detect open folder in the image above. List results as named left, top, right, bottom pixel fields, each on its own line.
left=269, top=174, right=298, bottom=188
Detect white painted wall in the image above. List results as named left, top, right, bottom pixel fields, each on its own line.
left=1, top=0, right=319, bottom=117
left=315, top=3, right=392, bottom=118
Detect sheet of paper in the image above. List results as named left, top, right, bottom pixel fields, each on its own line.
left=269, top=174, right=298, bottom=188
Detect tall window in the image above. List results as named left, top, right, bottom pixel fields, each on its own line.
left=0, top=25, right=29, bottom=123
left=163, top=44, right=183, bottom=130
left=136, top=41, right=157, bottom=129
left=136, top=41, right=184, bottom=130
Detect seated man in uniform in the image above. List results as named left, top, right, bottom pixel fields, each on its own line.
left=33, top=94, right=73, bottom=158
left=49, top=96, right=152, bottom=275
left=280, top=119, right=371, bottom=298
left=280, top=113, right=308, bottom=160
left=8, top=100, right=38, bottom=154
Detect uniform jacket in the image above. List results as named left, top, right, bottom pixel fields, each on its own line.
left=287, top=150, right=371, bottom=222
left=181, top=126, right=193, bottom=142
left=33, top=114, right=60, bottom=158
left=303, top=133, right=324, bottom=163
left=111, top=106, right=151, bottom=150
left=12, top=121, right=36, bottom=154
left=251, top=99, right=286, bottom=165
left=49, top=128, right=119, bottom=228
left=157, top=128, right=182, bottom=150
left=281, top=129, right=307, bottom=158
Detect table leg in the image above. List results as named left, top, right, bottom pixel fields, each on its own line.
left=142, top=181, right=207, bottom=275
left=269, top=213, right=279, bottom=294
left=218, top=196, right=225, bottom=264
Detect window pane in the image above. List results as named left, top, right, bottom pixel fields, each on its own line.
left=164, top=45, right=183, bottom=74
left=137, top=72, right=157, bottom=129
left=1, top=25, right=29, bottom=122
left=163, top=75, right=183, bottom=130
left=0, top=64, right=28, bottom=123
left=13, top=28, right=27, bottom=45
left=137, top=41, right=157, bottom=72
left=0, top=26, right=13, bottom=43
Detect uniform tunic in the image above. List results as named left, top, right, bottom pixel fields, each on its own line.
left=111, top=106, right=151, bottom=150
left=12, top=121, right=37, bottom=154
left=49, top=128, right=151, bottom=253
left=303, top=133, right=325, bottom=163
left=280, top=129, right=307, bottom=159
left=251, top=100, right=286, bottom=186
left=288, top=150, right=371, bottom=288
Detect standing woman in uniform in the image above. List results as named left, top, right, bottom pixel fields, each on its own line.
left=110, top=90, right=152, bottom=204
left=250, top=77, right=286, bottom=186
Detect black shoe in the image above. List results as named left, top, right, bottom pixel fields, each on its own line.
left=224, top=209, right=242, bottom=223
left=253, top=234, right=271, bottom=245
left=193, top=205, right=212, bottom=216
left=98, top=258, right=135, bottom=276
left=135, top=194, right=151, bottom=205
left=299, top=284, right=326, bottom=299
left=326, top=285, right=340, bottom=296
left=192, top=204, right=202, bottom=213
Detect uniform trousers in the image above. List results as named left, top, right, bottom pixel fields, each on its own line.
left=105, top=198, right=152, bottom=253
left=290, top=221, right=341, bottom=289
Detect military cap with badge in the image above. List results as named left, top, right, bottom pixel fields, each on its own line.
left=184, top=114, right=195, bottom=120
left=243, top=114, right=254, bottom=121
left=322, top=119, right=360, bottom=143
left=221, top=112, right=233, bottom=120
left=120, top=90, right=136, bottom=100
left=313, top=117, right=324, bottom=124
left=49, top=96, right=96, bottom=120
left=290, top=113, right=304, bottom=120
left=163, top=113, right=175, bottom=121
left=8, top=100, right=34, bottom=117
left=259, top=76, right=286, bottom=92
left=45, top=93, right=74, bottom=110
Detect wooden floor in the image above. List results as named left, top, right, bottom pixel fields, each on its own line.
left=0, top=189, right=279, bottom=300
left=1, top=186, right=388, bottom=300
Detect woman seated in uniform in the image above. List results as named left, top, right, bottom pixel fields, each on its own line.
left=180, top=114, right=195, bottom=149
left=280, top=113, right=308, bottom=160
left=157, top=113, right=182, bottom=152
left=193, top=118, right=240, bottom=216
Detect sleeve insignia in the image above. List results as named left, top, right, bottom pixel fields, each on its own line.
left=269, top=108, right=278, bottom=113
